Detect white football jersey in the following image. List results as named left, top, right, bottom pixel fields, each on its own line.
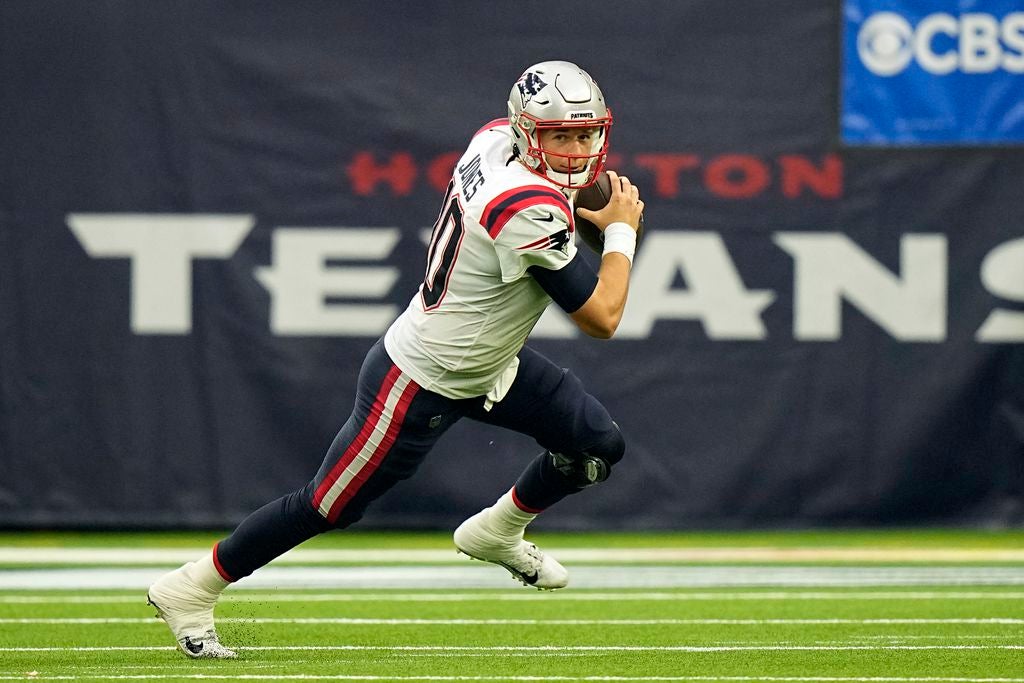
left=384, top=118, right=578, bottom=400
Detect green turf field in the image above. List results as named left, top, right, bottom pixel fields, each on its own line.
left=1, top=530, right=1022, bottom=681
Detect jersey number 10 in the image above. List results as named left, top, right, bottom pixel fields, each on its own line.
left=421, top=180, right=465, bottom=310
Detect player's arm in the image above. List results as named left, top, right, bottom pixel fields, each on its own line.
left=569, top=171, right=644, bottom=339
left=567, top=252, right=630, bottom=339
left=529, top=248, right=627, bottom=340
left=528, top=173, right=643, bottom=339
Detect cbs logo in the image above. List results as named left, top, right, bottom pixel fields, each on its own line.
left=856, top=11, right=1024, bottom=76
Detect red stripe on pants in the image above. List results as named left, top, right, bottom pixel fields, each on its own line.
left=311, top=365, right=402, bottom=512
left=324, top=378, right=420, bottom=523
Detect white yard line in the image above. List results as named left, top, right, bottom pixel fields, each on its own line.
left=3, top=591, right=1024, bottom=604
left=2, top=676, right=1024, bottom=682
left=2, top=676, right=1024, bottom=683
left=4, top=566, right=1024, bottom=590
left=2, top=644, right=1024, bottom=652
left=4, top=547, right=1024, bottom=564
left=2, top=617, right=1023, bottom=625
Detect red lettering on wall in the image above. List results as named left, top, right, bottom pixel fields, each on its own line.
left=634, top=153, right=701, bottom=198
left=705, top=155, right=770, bottom=199
left=345, top=151, right=845, bottom=200
left=347, top=152, right=418, bottom=196
left=427, top=152, right=461, bottom=194
left=779, top=154, right=843, bottom=199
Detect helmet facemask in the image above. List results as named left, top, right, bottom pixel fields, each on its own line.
left=512, top=112, right=612, bottom=189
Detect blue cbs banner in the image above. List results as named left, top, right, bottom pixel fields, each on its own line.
left=842, top=0, right=1024, bottom=144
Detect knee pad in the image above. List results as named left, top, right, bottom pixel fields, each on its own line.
left=549, top=422, right=625, bottom=489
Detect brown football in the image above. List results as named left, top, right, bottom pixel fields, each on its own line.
left=573, top=171, right=645, bottom=254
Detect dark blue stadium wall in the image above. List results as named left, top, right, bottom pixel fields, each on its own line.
left=1, top=0, right=1022, bottom=529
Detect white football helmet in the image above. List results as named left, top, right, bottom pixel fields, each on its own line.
left=507, top=61, right=612, bottom=189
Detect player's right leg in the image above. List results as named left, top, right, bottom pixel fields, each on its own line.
left=149, top=339, right=465, bottom=657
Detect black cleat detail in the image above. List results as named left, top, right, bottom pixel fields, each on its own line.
left=182, top=637, right=204, bottom=655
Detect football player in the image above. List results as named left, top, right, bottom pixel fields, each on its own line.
left=147, top=60, right=644, bottom=659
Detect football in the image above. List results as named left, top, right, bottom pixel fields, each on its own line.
left=573, top=171, right=645, bottom=254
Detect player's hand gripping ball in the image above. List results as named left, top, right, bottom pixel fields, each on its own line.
left=573, top=171, right=645, bottom=254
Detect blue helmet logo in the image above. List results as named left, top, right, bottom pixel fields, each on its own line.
left=516, top=72, right=548, bottom=108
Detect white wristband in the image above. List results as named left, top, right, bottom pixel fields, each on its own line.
left=601, top=222, right=637, bottom=265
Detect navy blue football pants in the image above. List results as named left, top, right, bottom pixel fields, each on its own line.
left=214, top=338, right=624, bottom=581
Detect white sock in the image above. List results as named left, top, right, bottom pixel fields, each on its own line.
left=485, top=489, right=538, bottom=540
left=185, top=551, right=230, bottom=597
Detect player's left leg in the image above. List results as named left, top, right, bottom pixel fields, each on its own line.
left=454, top=346, right=625, bottom=589
left=148, top=340, right=469, bottom=657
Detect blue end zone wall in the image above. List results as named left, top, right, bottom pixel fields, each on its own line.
left=0, top=0, right=1021, bottom=529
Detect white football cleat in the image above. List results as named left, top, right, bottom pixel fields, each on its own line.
left=454, top=508, right=569, bottom=590
left=147, top=563, right=237, bottom=659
